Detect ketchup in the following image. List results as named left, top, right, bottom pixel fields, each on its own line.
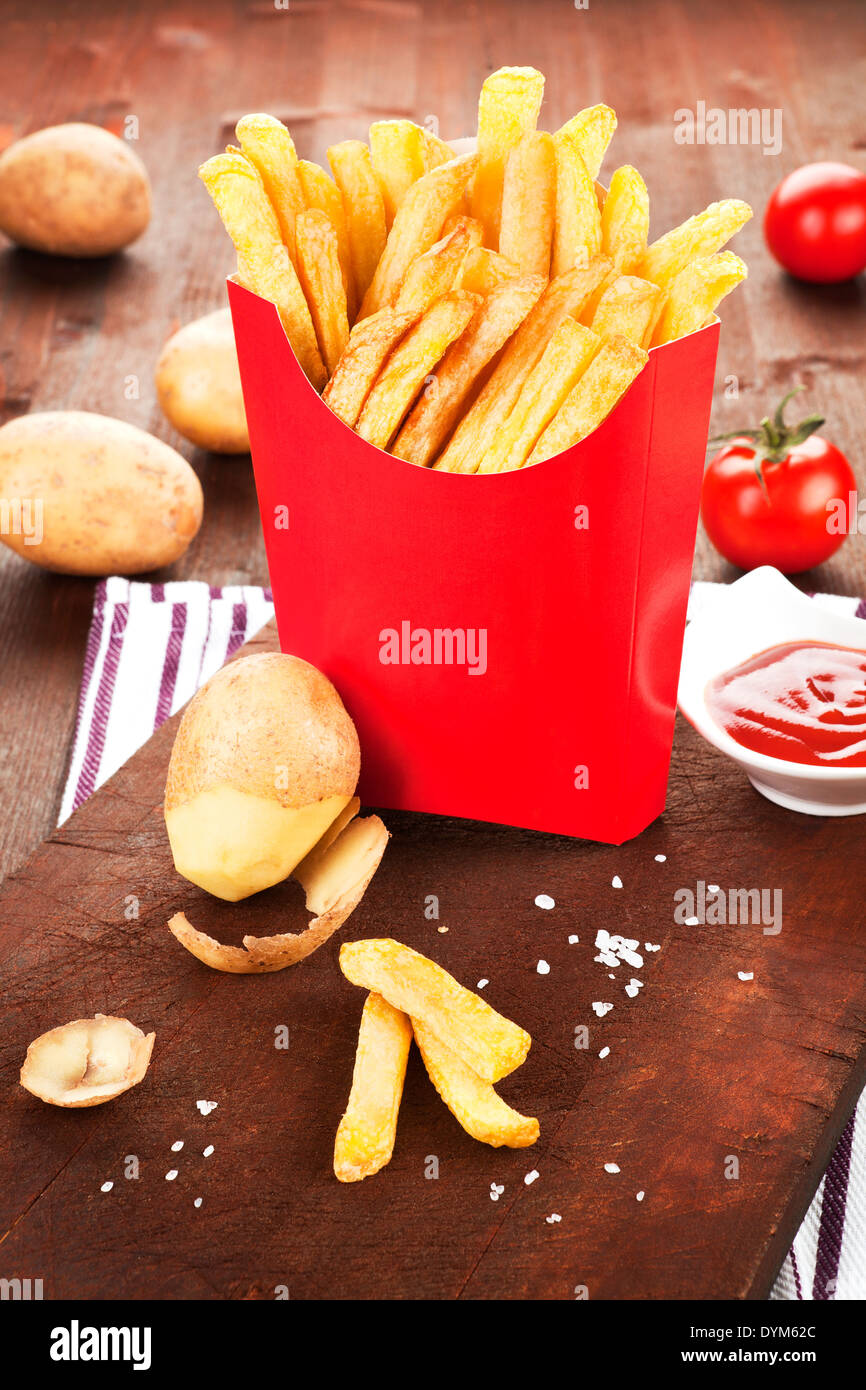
left=706, top=640, right=866, bottom=767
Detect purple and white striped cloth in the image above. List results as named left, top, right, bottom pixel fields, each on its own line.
left=60, top=576, right=865, bottom=1299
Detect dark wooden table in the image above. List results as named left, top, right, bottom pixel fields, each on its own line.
left=1, top=0, right=865, bottom=1300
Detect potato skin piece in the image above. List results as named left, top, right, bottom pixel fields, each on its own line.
left=0, top=123, right=150, bottom=257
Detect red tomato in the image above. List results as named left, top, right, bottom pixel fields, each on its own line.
left=701, top=390, right=856, bottom=573
left=764, top=162, right=866, bottom=283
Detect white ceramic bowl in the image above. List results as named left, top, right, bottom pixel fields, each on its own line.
left=678, top=566, right=866, bottom=816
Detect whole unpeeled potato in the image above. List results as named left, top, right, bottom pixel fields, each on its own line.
left=0, top=411, right=203, bottom=575
left=165, top=653, right=361, bottom=901
left=156, top=309, right=250, bottom=454
left=0, top=123, right=151, bottom=257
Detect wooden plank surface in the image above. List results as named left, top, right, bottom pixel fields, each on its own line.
left=1, top=0, right=865, bottom=1300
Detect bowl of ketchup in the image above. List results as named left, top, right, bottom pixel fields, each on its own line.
left=678, top=566, right=866, bottom=815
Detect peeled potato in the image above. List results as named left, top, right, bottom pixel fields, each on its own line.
left=164, top=652, right=362, bottom=901
left=0, top=123, right=151, bottom=257
left=156, top=309, right=250, bottom=454
left=20, top=1015, right=155, bottom=1108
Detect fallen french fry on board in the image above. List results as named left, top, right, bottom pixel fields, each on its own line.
left=334, top=991, right=413, bottom=1182
left=339, top=938, right=532, bottom=1083
left=650, top=251, right=747, bottom=346
left=470, top=65, right=545, bottom=248
left=413, top=1017, right=539, bottom=1149
left=528, top=332, right=648, bottom=465
left=637, top=197, right=753, bottom=287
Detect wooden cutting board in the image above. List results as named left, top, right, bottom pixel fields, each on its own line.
left=1, top=620, right=864, bottom=1300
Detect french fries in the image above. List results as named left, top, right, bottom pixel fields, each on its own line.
left=235, top=114, right=304, bottom=264
left=295, top=209, right=350, bottom=376
left=198, top=150, right=326, bottom=389
left=334, top=991, right=413, bottom=1182
left=590, top=274, right=663, bottom=348
left=394, top=217, right=482, bottom=316
left=297, top=158, right=354, bottom=317
left=393, top=273, right=545, bottom=467
left=651, top=251, right=747, bottom=345
left=457, top=245, right=520, bottom=296
left=471, top=65, right=545, bottom=247
left=554, top=103, right=617, bottom=181
left=359, top=154, right=477, bottom=319
left=413, top=1018, right=539, bottom=1148
left=322, top=306, right=420, bottom=427
left=601, top=164, right=650, bottom=275
left=637, top=198, right=753, bottom=286
left=370, top=120, right=427, bottom=228
left=477, top=316, right=600, bottom=473
left=552, top=133, right=602, bottom=276
left=356, top=291, right=480, bottom=448
left=340, top=938, right=531, bottom=1083
left=499, top=131, right=555, bottom=277
left=327, top=140, right=388, bottom=305
left=528, top=333, right=648, bottom=465
left=419, top=127, right=456, bottom=171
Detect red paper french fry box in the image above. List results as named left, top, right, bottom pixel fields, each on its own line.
left=228, top=277, right=719, bottom=844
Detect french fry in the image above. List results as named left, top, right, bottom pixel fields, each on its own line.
left=413, top=1018, right=539, bottom=1149
left=393, top=273, right=545, bottom=467
left=235, top=114, right=305, bottom=265
left=499, top=131, right=555, bottom=277
left=356, top=291, right=480, bottom=448
left=434, top=254, right=613, bottom=473
left=470, top=65, right=545, bottom=248
left=394, top=217, right=483, bottom=316
left=637, top=198, right=753, bottom=286
left=552, top=133, right=602, bottom=276
left=601, top=164, right=650, bottom=274
left=528, top=333, right=648, bottom=465
left=333, top=991, right=413, bottom=1182
left=322, top=305, right=420, bottom=427
left=327, top=140, right=388, bottom=306
left=295, top=208, right=350, bottom=376
left=297, top=158, right=354, bottom=318
left=554, top=103, right=617, bottom=181
left=420, top=127, right=456, bottom=171
left=339, top=938, right=531, bottom=1083
left=478, top=317, right=601, bottom=473
left=370, top=120, right=426, bottom=228
left=457, top=245, right=520, bottom=296
left=199, top=150, right=326, bottom=389
left=590, top=274, right=663, bottom=348
left=359, top=154, right=478, bottom=319
left=651, top=252, right=747, bottom=345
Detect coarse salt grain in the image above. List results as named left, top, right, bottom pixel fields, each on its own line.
left=535, top=894, right=555, bottom=910
left=611, top=875, right=623, bottom=889
left=568, top=934, right=579, bottom=945
left=477, top=978, right=489, bottom=989
left=196, top=1100, right=218, bottom=1116
left=592, top=1001, right=613, bottom=1017
left=599, top=1047, right=610, bottom=1059
left=100, top=1181, right=113, bottom=1194
left=165, top=1170, right=178, bottom=1182
left=708, top=884, right=720, bottom=893
left=524, top=1169, right=540, bottom=1186
left=546, top=1213, right=562, bottom=1224
left=203, top=1145, right=214, bottom=1158
left=194, top=1197, right=203, bottom=1209
left=654, top=854, right=666, bottom=863
left=685, top=916, right=699, bottom=926
left=171, top=1141, right=184, bottom=1152
left=738, top=971, right=754, bottom=981
left=604, top=1163, right=620, bottom=1174
left=645, top=943, right=661, bottom=952
left=636, top=1191, right=645, bottom=1202
left=537, top=959, right=550, bottom=975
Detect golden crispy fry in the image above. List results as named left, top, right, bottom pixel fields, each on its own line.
left=499, top=131, right=555, bottom=277
left=322, top=306, right=421, bottom=427
left=651, top=251, right=747, bottom=345
left=420, top=127, right=456, bottom=172
left=359, top=154, right=478, bottom=319
left=339, top=938, right=532, bottom=1083
left=393, top=273, right=545, bottom=467
left=601, top=164, right=649, bottom=274
left=168, top=814, right=389, bottom=973
left=457, top=245, right=520, bottom=295
left=327, top=140, right=388, bottom=306
left=235, top=113, right=304, bottom=264
left=395, top=217, right=482, bottom=316
left=434, top=254, right=612, bottom=473
left=334, top=991, right=413, bottom=1182
left=470, top=65, right=545, bottom=247
left=637, top=198, right=753, bottom=287
left=295, top=209, right=350, bottom=377
left=413, top=1018, right=539, bottom=1149
left=297, top=159, right=354, bottom=317
left=370, top=120, right=427, bottom=229
left=478, top=317, right=601, bottom=473
left=590, top=274, right=663, bottom=348
left=199, top=151, right=326, bottom=389
left=356, top=290, right=480, bottom=448
left=528, top=333, right=648, bottom=465
left=552, top=133, right=602, bottom=276
left=554, top=103, right=618, bottom=181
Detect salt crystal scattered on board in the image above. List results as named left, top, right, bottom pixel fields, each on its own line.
left=604, top=1163, right=620, bottom=1174
left=645, top=943, right=661, bottom=952
left=654, top=854, right=666, bottom=863
left=171, top=1141, right=184, bottom=1152
left=708, top=884, right=720, bottom=893
left=524, top=1169, right=540, bottom=1186
left=203, top=1145, right=214, bottom=1158
left=536, top=959, right=550, bottom=975
left=100, top=1181, right=113, bottom=1194
left=535, top=894, right=555, bottom=910
left=685, top=916, right=699, bottom=926
left=599, top=1047, right=610, bottom=1059
left=545, top=1213, right=562, bottom=1224
left=477, top=978, right=488, bottom=989
left=490, top=1182, right=504, bottom=1201
left=194, top=1198, right=203, bottom=1209
left=611, top=875, right=623, bottom=889
left=165, top=1170, right=178, bottom=1182
left=196, top=1101, right=218, bottom=1116
left=738, top=971, right=754, bottom=981
left=568, top=934, right=579, bottom=945
left=625, top=977, right=644, bottom=998
left=636, top=1191, right=645, bottom=1202
left=592, top=1001, right=613, bottom=1017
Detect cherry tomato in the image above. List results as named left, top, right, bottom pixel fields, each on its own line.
left=764, top=162, right=866, bottom=283
left=701, top=389, right=856, bottom=573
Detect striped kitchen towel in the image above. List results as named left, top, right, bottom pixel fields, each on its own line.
left=60, top=576, right=865, bottom=1299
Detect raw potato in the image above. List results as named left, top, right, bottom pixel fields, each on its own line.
left=0, top=411, right=203, bottom=575
left=165, top=652, right=362, bottom=902
left=0, top=123, right=150, bottom=257
left=156, top=308, right=250, bottom=454
left=20, top=1015, right=155, bottom=1108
